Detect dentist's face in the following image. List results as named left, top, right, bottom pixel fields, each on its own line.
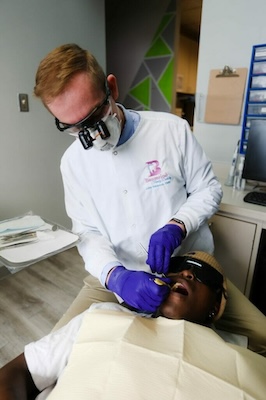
left=47, top=72, right=105, bottom=124
left=47, top=72, right=122, bottom=129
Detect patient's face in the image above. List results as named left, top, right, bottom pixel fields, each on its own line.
left=159, top=269, right=218, bottom=323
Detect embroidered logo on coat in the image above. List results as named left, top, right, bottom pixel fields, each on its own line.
left=146, top=160, right=161, bottom=176
left=145, top=160, right=171, bottom=189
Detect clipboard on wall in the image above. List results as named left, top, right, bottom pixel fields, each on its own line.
left=204, top=66, right=248, bottom=124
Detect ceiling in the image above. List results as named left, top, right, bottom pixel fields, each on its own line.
left=180, top=0, right=202, bottom=42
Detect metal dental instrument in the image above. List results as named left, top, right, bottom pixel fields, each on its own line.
left=139, top=243, right=148, bottom=255
left=139, top=243, right=172, bottom=289
left=153, top=278, right=171, bottom=289
left=154, top=278, right=184, bottom=291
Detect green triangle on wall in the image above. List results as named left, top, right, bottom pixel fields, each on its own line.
left=158, top=58, right=174, bottom=104
left=129, top=77, right=151, bottom=107
left=153, top=13, right=174, bottom=41
left=145, top=37, right=172, bottom=58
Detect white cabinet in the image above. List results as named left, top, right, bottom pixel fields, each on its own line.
left=209, top=214, right=257, bottom=294
left=208, top=182, right=266, bottom=298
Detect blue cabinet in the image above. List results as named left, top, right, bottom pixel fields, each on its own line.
left=240, top=44, right=266, bottom=154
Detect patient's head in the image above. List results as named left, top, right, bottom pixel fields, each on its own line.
left=158, top=251, right=227, bottom=324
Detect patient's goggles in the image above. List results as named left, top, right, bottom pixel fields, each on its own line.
left=168, top=256, right=224, bottom=293
left=55, top=86, right=112, bottom=149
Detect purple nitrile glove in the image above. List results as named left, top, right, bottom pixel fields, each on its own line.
left=107, top=266, right=171, bottom=313
left=147, top=224, right=184, bottom=274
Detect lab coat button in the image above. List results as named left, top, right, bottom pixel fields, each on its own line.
left=123, top=190, right=128, bottom=194
left=113, top=151, right=118, bottom=155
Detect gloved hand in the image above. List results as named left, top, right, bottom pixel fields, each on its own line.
left=107, top=266, right=171, bottom=313
left=147, top=224, right=184, bottom=274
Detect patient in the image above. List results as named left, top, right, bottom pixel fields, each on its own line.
left=0, top=251, right=256, bottom=400
left=156, top=250, right=227, bottom=323
left=0, top=251, right=229, bottom=399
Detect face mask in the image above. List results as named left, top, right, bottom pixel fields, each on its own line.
left=77, top=103, right=122, bottom=151
left=89, top=112, right=122, bottom=151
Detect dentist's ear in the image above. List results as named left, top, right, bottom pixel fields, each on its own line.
left=106, top=74, right=119, bottom=101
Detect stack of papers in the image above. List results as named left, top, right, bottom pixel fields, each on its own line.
left=0, top=214, right=79, bottom=271
left=0, top=215, right=46, bottom=249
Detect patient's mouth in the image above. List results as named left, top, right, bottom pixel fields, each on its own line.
left=171, top=282, right=188, bottom=296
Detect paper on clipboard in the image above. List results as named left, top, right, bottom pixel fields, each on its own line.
left=204, top=67, right=248, bottom=124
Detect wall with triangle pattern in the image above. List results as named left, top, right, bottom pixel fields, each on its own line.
left=123, top=0, right=176, bottom=112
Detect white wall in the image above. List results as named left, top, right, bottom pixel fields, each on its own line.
left=0, top=0, right=105, bottom=227
left=194, top=0, right=266, bottom=175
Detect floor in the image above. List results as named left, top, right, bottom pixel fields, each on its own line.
left=0, top=247, right=87, bottom=367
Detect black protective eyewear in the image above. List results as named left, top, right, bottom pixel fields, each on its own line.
left=168, top=256, right=224, bottom=293
left=55, top=86, right=110, bottom=132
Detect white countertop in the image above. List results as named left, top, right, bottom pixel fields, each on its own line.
left=218, top=178, right=266, bottom=224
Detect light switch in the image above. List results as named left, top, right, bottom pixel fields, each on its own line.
left=18, top=93, right=29, bottom=112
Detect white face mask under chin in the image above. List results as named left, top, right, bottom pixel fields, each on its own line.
left=90, top=112, right=122, bottom=151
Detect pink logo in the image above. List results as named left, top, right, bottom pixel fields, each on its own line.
left=146, top=160, right=161, bottom=177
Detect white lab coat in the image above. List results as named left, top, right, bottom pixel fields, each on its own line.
left=60, top=111, right=222, bottom=285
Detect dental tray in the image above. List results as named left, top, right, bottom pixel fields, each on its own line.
left=0, top=213, right=79, bottom=272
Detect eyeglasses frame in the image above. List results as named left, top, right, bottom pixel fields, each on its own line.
left=168, top=256, right=225, bottom=294
left=55, top=83, right=111, bottom=132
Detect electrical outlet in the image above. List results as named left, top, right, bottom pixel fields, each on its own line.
left=18, top=93, right=29, bottom=112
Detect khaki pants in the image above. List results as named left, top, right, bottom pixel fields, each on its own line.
left=52, top=275, right=118, bottom=331
left=53, top=274, right=266, bottom=356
